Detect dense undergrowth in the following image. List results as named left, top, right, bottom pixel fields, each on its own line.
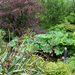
left=0, top=29, right=75, bottom=75
left=0, top=0, right=75, bottom=75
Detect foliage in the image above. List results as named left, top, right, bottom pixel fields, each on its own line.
left=0, top=29, right=75, bottom=75
left=66, top=12, right=75, bottom=24
left=2, top=29, right=75, bottom=56
left=0, top=38, right=35, bottom=75
left=0, top=49, right=75, bottom=75
left=0, top=0, right=41, bottom=18
left=22, top=28, right=36, bottom=39
left=8, top=38, right=19, bottom=47
left=0, top=0, right=42, bottom=38
left=40, top=0, right=75, bottom=28
left=72, top=31, right=75, bottom=37
left=40, top=0, right=70, bottom=28
left=47, top=18, right=75, bottom=33
left=63, top=19, right=75, bottom=32
left=0, top=29, right=6, bottom=51
left=19, top=31, right=75, bottom=55
left=0, top=0, right=75, bottom=74
left=29, top=55, right=75, bottom=75
left=47, top=24, right=66, bottom=33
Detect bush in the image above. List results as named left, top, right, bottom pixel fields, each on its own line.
left=0, top=0, right=42, bottom=38
left=47, top=24, right=66, bottom=33
left=25, top=54, right=75, bottom=75
left=63, top=19, right=74, bottom=32
left=72, top=32, right=75, bottom=37
left=43, top=60, right=75, bottom=75
left=40, top=0, right=75, bottom=28
left=1, top=29, right=75, bottom=75
left=66, top=12, right=75, bottom=24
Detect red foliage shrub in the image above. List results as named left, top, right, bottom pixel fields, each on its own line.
left=0, top=0, right=44, bottom=37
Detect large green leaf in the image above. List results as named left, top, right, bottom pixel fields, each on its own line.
left=54, top=46, right=64, bottom=55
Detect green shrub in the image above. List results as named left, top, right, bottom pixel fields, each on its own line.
left=66, top=12, right=75, bottom=24
left=43, top=61, right=73, bottom=75
left=28, top=54, right=75, bottom=75
left=47, top=24, right=66, bottom=33
left=72, top=32, right=75, bottom=37
left=40, top=0, right=75, bottom=28
left=1, top=30, right=75, bottom=75
left=47, top=18, right=75, bottom=32
left=22, top=28, right=36, bottom=39
left=63, top=19, right=74, bottom=32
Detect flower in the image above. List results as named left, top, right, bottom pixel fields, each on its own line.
left=10, top=33, right=13, bottom=34
left=27, top=65, right=32, bottom=67
left=7, top=60, right=11, bottom=63
left=27, top=55, right=29, bottom=56
left=31, top=49, right=33, bottom=51
left=43, top=54, right=47, bottom=57
left=31, top=37, right=34, bottom=39
left=15, top=50, right=19, bottom=53
left=16, top=45, right=19, bottom=47
left=4, top=64, right=10, bottom=67
left=32, top=66, right=35, bottom=68
left=34, top=28, right=37, bottom=31
left=29, top=42, right=31, bottom=44
left=36, top=21, right=38, bottom=23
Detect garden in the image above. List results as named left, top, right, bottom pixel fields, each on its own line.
left=0, top=0, right=75, bottom=75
